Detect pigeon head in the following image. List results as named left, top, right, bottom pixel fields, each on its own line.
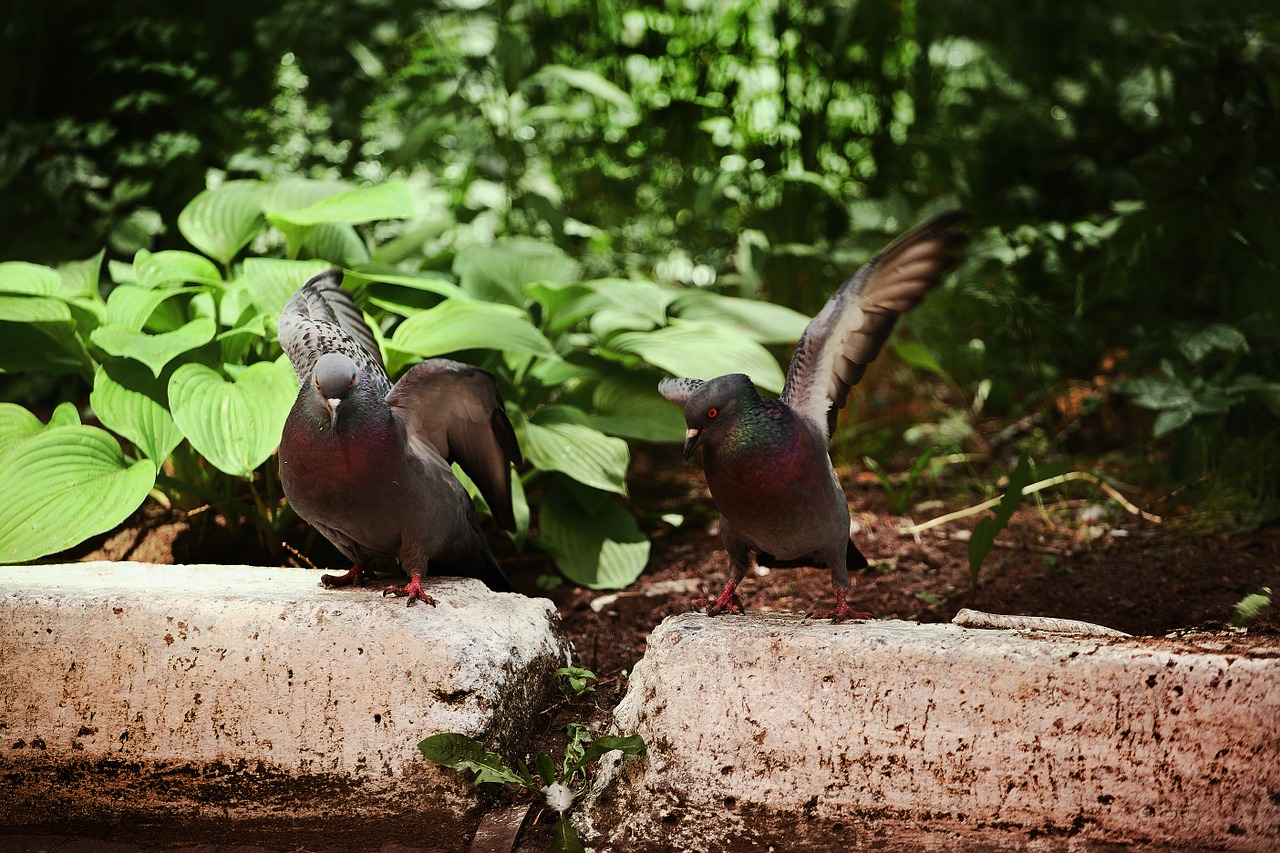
left=678, top=374, right=759, bottom=460
left=311, top=352, right=360, bottom=429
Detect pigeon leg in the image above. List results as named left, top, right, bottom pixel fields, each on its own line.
left=321, top=562, right=365, bottom=588
left=384, top=573, right=438, bottom=607
left=693, top=579, right=746, bottom=616
left=808, top=588, right=871, bottom=622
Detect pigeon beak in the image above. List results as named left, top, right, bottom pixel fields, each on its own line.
left=682, top=427, right=703, bottom=461
left=325, top=397, right=342, bottom=429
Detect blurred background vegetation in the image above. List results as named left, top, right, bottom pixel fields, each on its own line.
left=1, top=0, right=1277, bottom=570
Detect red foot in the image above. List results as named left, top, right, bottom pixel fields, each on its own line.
left=321, top=563, right=365, bottom=588
left=383, top=573, right=437, bottom=607
left=693, top=581, right=745, bottom=616
left=808, top=588, right=871, bottom=623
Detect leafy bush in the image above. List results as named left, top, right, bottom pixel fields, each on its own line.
left=0, top=177, right=809, bottom=589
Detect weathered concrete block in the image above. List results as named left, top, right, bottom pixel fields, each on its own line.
left=0, top=562, right=569, bottom=849
left=584, top=612, right=1280, bottom=852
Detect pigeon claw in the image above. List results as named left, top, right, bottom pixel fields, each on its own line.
left=693, top=581, right=745, bottom=616
left=321, top=563, right=365, bottom=589
left=383, top=573, right=437, bottom=607
left=807, top=589, right=871, bottom=623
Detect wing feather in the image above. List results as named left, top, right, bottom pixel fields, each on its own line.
left=387, top=359, right=522, bottom=533
left=781, top=211, right=967, bottom=441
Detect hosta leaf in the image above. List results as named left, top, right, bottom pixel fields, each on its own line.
left=177, top=180, right=270, bottom=266
left=91, top=317, right=217, bottom=377
left=536, top=486, right=648, bottom=589
left=168, top=358, right=296, bottom=478
left=0, top=296, right=92, bottom=377
left=104, top=284, right=193, bottom=331
left=671, top=291, right=810, bottom=344
left=0, top=261, right=59, bottom=296
left=90, top=362, right=183, bottom=463
left=238, top=257, right=336, bottom=324
left=387, top=299, right=557, bottom=372
left=56, top=252, right=104, bottom=301
left=0, top=424, right=156, bottom=563
left=133, top=249, right=223, bottom=289
left=606, top=321, right=787, bottom=393
left=522, top=417, right=629, bottom=496
left=588, top=373, right=685, bottom=442
left=268, top=180, right=416, bottom=227
left=301, top=222, right=371, bottom=265
left=454, top=239, right=579, bottom=305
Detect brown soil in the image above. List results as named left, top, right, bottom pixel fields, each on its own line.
left=60, top=442, right=1280, bottom=851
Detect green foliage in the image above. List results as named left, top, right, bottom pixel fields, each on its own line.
left=968, top=456, right=1034, bottom=587
left=1229, top=588, right=1272, bottom=628
left=555, top=666, right=598, bottom=701
left=419, top=726, right=645, bottom=853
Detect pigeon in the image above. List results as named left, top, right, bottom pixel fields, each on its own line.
left=278, top=269, right=521, bottom=605
left=659, top=211, right=966, bottom=621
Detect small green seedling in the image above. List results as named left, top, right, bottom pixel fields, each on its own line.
left=968, top=455, right=1034, bottom=587
left=555, top=666, right=597, bottom=700
left=419, top=725, right=645, bottom=852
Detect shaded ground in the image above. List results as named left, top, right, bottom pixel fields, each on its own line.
left=41, top=442, right=1280, bottom=851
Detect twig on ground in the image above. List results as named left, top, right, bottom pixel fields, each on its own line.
left=899, top=471, right=1161, bottom=536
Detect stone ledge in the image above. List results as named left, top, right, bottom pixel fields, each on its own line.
left=0, top=561, right=570, bottom=847
left=583, top=612, right=1280, bottom=852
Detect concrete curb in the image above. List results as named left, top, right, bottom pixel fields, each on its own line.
left=583, top=612, right=1280, bottom=852
left=0, top=562, right=570, bottom=850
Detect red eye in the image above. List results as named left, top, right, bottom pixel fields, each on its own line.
left=707, top=407, right=718, bottom=419
left=348, top=377, right=355, bottom=389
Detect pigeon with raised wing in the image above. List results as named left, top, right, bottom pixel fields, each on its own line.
left=278, top=270, right=521, bottom=605
left=659, top=211, right=966, bottom=620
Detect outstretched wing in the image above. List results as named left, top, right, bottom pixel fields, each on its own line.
left=657, top=376, right=705, bottom=406
left=387, top=359, right=523, bottom=533
left=278, top=269, right=389, bottom=394
left=780, top=210, right=967, bottom=441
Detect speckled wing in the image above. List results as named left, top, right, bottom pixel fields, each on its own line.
left=278, top=269, right=389, bottom=395
left=658, top=377, right=705, bottom=406
left=387, top=359, right=523, bottom=532
left=780, top=211, right=967, bottom=442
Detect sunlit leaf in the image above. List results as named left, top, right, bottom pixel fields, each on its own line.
left=0, top=424, right=156, bottom=563
left=91, top=362, right=184, bottom=463
left=454, top=239, right=579, bottom=305
left=168, top=358, right=296, bottom=478
left=536, top=486, right=648, bottom=589
left=672, top=291, right=810, bottom=344
left=387, top=299, right=557, bottom=371
left=133, top=249, right=223, bottom=289
left=522, top=417, right=629, bottom=496
left=605, top=321, right=786, bottom=393
left=91, top=317, right=217, bottom=377
left=0, top=261, right=59, bottom=296
left=177, top=180, right=271, bottom=266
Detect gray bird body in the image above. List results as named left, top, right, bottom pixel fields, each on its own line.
left=278, top=270, right=520, bottom=599
left=660, top=211, right=966, bottom=618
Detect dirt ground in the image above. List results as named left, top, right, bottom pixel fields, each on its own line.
left=63, top=437, right=1280, bottom=851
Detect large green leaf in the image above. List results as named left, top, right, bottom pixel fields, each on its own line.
left=0, top=295, right=92, bottom=377
left=133, top=249, right=223, bottom=289
left=103, top=284, right=193, bottom=331
left=57, top=252, right=105, bottom=300
left=0, top=403, right=48, bottom=453
left=536, top=486, right=648, bottom=590
left=0, top=261, right=60, bottom=296
left=588, top=373, right=686, bottom=442
left=0, top=424, right=157, bottom=563
left=91, top=317, right=217, bottom=377
left=417, top=733, right=528, bottom=788
left=605, top=320, right=787, bottom=393
left=301, top=222, right=371, bottom=265
left=238, top=258, right=337, bottom=324
left=454, top=240, right=579, bottom=305
left=268, top=180, right=416, bottom=227
left=387, top=299, right=557, bottom=372
left=522, top=417, right=629, bottom=496
left=177, top=180, right=270, bottom=266
left=168, top=359, right=296, bottom=478
left=671, top=291, right=810, bottom=345
left=91, top=363, right=184, bottom=463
